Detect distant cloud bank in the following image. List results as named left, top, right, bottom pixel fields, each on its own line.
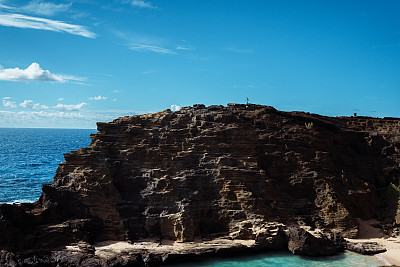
left=54, top=102, right=87, bottom=111
left=20, top=99, right=48, bottom=109
left=89, top=95, right=107, bottom=101
left=2, top=99, right=17, bottom=108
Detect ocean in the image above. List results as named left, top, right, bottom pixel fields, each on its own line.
left=0, top=128, right=95, bottom=203
left=167, top=251, right=384, bottom=267
left=0, top=128, right=383, bottom=266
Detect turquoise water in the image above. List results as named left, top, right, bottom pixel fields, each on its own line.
left=167, top=251, right=383, bottom=267
left=0, top=128, right=383, bottom=266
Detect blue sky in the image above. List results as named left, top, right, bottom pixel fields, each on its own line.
left=0, top=0, right=399, bottom=128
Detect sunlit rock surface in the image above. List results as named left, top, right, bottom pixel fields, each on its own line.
left=1, top=104, right=399, bottom=266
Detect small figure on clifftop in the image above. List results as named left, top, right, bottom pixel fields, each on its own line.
left=246, top=97, right=249, bottom=105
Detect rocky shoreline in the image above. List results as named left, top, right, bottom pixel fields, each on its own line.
left=0, top=230, right=390, bottom=266
left=0, top=227, right=343, bottom=266
left=1, top=104, right=400, bottom=266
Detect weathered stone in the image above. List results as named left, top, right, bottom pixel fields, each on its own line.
left=287, top=227, right=338, bottom=256
left=346, top=241, right=387, bottom=255
left=0, top=104, right=399, bottom=265
left=254, top=223, right=287, bottom=249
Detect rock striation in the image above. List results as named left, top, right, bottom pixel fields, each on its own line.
left=0, top=104, right=400, bottom=266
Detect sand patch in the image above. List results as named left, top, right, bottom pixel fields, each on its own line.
left=346, top=219, right=400, bottom=266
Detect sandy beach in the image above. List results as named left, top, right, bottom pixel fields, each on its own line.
left=347, top=219, right=400, bottom=266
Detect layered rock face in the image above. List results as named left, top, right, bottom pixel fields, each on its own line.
left=1, top=104, right=400, bottom=265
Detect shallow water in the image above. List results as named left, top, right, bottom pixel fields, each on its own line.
left=166, top=251, right=383, bottom=267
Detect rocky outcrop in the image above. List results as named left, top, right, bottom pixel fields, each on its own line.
left=287, top=227, right=343, bottom=256
left=0, top=104, right=399, bottom=266
left=346, top=241, right=387, bottom=255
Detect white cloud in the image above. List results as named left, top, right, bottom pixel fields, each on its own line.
left=113, top=98, right=117, bottom=102
left=0, top=62, right=84, bottom=83
left=131, top=0, right=156, bottom=9
left=33, top=103, right=48, bottom=109
left=21, top=1, right=71, bottom=16
left=176, top=45, right=194, bottom=51
left=54, top=102, right=87, bottom=111
left=89, top=95, right=107, bottom=101
left=0, top=13, right=96, bottom=38
left=129, top=44, right=176, bottom=54
left=20, top=99, right=48, bottom=109
left=2, top=96, right=11, bottom=99
left=58, top=97, right=64, bottom=101
left=171, top=104, right=181, bottom=111
left=2, top=99, right=17, bottom=108
left=19, top=99, right=34, bottom=108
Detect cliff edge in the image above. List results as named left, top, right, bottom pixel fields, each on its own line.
left=1, top=104, right=400, bottom=266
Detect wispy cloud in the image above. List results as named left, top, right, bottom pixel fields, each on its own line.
left=176, top=45, right=195, bottom=51
left=130, top=0, right=156, bottom=9
left=2, top=99, right=17, bottom=108
left=89, top=95, right=107, bottom=101
left=129, top=43, right=176, bottom=54
left=0, top=13, right=96, bottom=38
left=0, top=4, right=14, bottom=10
left=20, top=1, right=72, bottom=16
left=113, top=30, right=175, bottom=55
left=0, top=62, right=84, bottom=83
left=58, top=97, right=64, bottom=101
left=20, top=99, right=48, bottom=109
left=54, top=102, right=87, bottom=111
left=2, top=96, right=12, bottom=100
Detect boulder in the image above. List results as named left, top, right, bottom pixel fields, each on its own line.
left=287, top=227, right=338, bottom=256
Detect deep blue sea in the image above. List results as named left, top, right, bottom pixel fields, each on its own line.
left=0, top=128, right=384, bottom=266
left=0, top=128, right=95, bottom=203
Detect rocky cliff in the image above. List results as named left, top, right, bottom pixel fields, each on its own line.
left=1, top=104, right=400, bottom=266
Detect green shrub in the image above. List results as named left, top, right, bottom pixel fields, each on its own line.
left=387, top=182, right=400, bottom=199
left=305, top=122, right=313, bottom=130
left=391, top=183, right=400, bottom=194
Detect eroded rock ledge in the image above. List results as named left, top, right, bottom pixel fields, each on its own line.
left=1, top=104, right=400, bottom=266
